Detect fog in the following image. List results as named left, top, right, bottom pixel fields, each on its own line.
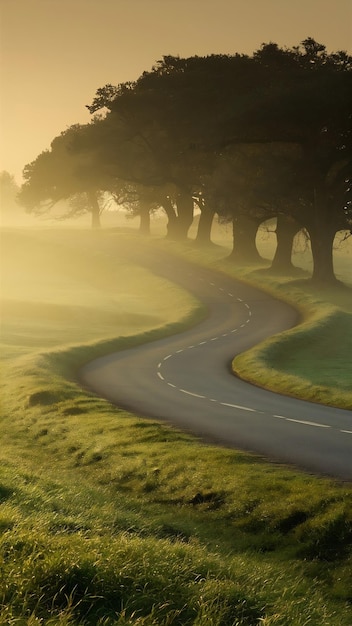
left=0, top=227, right=198, bottom=357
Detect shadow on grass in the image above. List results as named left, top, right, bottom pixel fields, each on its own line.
left=254, top=265, right=310, bottom=279
left=288, top=278, right=352, bottom=311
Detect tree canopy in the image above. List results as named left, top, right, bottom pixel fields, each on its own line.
left=19, top=124, right=115, bottom=228
left=20, top=38, right=352, bottom=283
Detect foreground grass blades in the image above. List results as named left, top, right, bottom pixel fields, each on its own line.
left=1, top=227, right=352, bottom=624
left=1, top=355, right=352, bottom=624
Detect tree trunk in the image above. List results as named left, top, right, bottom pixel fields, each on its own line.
left=174, top=189, right=194, bottom=239
left=162, top=189, right=194, bottom=240
left=87, top=190, right=101, bottom=229
left=139, top=200, right=151, bottom=235
left=161, top=195, right=179, bottom=239
left=304, top=185, right=339, bottom=285
left=270, top=215, right=301, bottom=272
left=228, top=214, right=262, bottom=263
left=307, top=223, right=337, bottom=285
left=195, top=206, right=215, bottom=245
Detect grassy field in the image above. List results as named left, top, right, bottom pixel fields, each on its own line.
left=1, top=225, right=352, bottom=625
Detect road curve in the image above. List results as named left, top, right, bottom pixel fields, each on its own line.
left=80, top=247, right=352, bottom=481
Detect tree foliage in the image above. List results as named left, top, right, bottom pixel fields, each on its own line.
left=18, top=125, right=115, bottom=228
left=20, top=38, right=352, bottom=282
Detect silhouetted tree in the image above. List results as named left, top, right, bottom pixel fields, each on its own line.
left=100, top=43, right=351, bottom=273
left=241, top=40, right=352, bottom=283
left=86, top=54, right=254, bottom=240
left=207, top=142, right=306, bottom=263
left=57, top=39, right=351, bottom=281
left=19, top=125, right=113, bottom=228
left=111, top=181, right=164, bottom=235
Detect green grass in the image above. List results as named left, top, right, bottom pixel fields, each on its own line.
left=1, top=226, right=352, bottom=625
left=232, top=305, right=352, bottom=407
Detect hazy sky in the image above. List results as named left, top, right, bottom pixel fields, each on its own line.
left=1, top=0, right=351, bottom=182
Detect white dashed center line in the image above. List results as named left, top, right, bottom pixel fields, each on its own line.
left=179, top=390, right=206, bottom=398
left=220, top=402, right=257, bottom=412
left=285, top=418, right=330, bottom=428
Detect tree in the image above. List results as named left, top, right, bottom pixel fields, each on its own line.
left=192, top=192, right=216, bottom=245
left=85, top=55, right=256, bottom=241
left=220, top=40, right=352, bottom=283
left=105, top=44, right=350, bottom=271
left=78, top=40, right=351, bottom=279
left=207, top=142, right=305, bottom=263
left=111, top=181, right=164, bottom=235
left=19, top=124, right=114, bottom=228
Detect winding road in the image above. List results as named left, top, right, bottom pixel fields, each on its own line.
left=80, top=247, right=352, bottom=481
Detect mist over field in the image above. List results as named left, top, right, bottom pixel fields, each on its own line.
left=2, top=205, right=350, bottom=282
left=0, top=226, right=195, bottom=354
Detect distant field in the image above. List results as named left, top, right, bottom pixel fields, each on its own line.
left=0, top=228, right=197, bottom=357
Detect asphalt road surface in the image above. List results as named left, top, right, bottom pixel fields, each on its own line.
left=80, top=247, right=352, bottom=481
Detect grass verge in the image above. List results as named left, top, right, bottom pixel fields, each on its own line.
left=154, top=234, right=352, bottom=409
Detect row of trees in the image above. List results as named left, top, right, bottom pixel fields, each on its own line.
left=19, top=38, right=352, bottom=284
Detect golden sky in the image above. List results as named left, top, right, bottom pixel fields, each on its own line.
left=1, top=0, right=351, bottom=182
